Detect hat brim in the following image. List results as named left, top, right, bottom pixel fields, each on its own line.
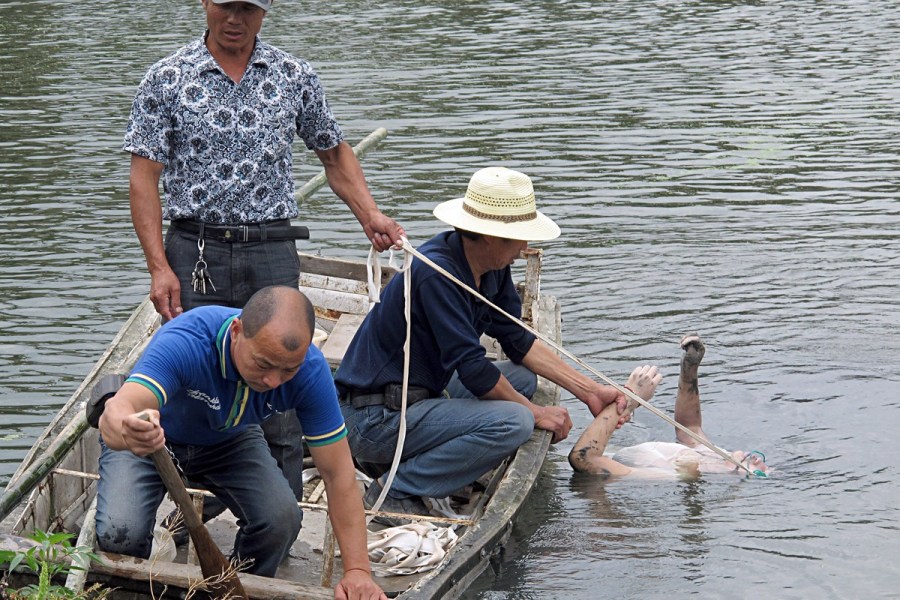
left=433, top=198, right=561, bottom=242
left=211, top=0, right=271, bottom=10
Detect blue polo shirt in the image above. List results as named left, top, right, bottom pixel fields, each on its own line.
left=126, top=306, right=346, bottom=447
left=334, top=231, right=536, bottom=398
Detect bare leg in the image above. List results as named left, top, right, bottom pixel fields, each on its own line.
left=674, top=333, right=710, bottom=447
left=568, top=365, right=661, bottom=474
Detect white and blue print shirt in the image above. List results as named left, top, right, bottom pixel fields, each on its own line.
left=124, top=35, right=344, bottom=224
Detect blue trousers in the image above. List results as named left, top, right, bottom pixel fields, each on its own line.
left=95, top=426, right=301, bottom=577
left=165, top=226, right=306, bottom=507
left=340, top=361, right=537, bottom=499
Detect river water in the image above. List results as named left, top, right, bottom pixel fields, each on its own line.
left=1, top=1, right=898, bottom=598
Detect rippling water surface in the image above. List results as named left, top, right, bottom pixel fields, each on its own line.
left=1, top=2, right=898, bottom=598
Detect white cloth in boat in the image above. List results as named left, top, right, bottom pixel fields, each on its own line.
left=367, top=522, right=459, bottom=577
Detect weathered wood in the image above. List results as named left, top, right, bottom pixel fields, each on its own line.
left=63, top=496, right=97, bottom=592
left=0, top=536, right=334, bottom=600
left=320, top=313, right=367, bottom=368
left=301, top=286, right=372, bottom=319
left=320, top=518, right=336, bottom=588
left=185, top=491, right=205, bottom=566
left=90, top=553, right=335, bottom=600
left=298, top=252, right=397, bottom=285
left=520, top=247, right=543, bottom=322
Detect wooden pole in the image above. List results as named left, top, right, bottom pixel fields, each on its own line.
left=138, top=415, right=247, bottom=599
left=294, top=127, right=389, bottom=204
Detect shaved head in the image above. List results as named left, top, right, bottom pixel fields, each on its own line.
left=240, top=286, right=315, bottom=351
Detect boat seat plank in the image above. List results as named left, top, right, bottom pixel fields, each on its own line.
left=321, top=313, right=366, bottom=369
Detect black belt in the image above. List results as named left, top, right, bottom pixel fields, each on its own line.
left=170, top=219, right=310, bottom=243
left=345, top=384, right=435, bottom=411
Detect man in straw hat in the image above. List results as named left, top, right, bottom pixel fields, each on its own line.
left=335, top=167, right=629, bottom=520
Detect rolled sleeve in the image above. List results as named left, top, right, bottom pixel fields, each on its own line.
left=123, top=69, right=174, bottom=164
left=294, top=67, right=343, bottom=152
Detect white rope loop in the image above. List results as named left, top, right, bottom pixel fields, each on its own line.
left=364, top=241, right=415, bottom=516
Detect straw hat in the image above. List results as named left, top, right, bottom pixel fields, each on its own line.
left=433, top=167, right=561, bottom=241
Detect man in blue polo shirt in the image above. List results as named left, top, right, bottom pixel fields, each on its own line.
left=335, top=167, right=629, bottom=521
left=96, top=286, right=384, bottom=596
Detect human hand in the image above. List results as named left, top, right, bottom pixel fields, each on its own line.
left=625, top=365, right=662, bottom=402
left=334, top=569, right=387, bottom=600
left=121, top=410, right=165, bottom=457
left=534, top=405, right=573, bottom=443
left=149, top=267, right=183, bottom=321
left=363, top=211, right=406, bottom=252
left=582, top=384, right=627, bottom=420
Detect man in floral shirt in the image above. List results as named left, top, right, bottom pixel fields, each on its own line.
left=123, top=0, right=404, bottom=535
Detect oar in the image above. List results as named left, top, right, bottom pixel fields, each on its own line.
left=138, top=414, right=248, bottom=599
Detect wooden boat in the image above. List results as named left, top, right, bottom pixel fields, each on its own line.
left=0, top=248, right=561, bottom=599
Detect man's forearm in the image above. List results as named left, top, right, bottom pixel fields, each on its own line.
left=324, top=476, right=372, bottom=573
left=522, top=340, right=593, bottom=400
left=318, top=142, right=378, bottom=223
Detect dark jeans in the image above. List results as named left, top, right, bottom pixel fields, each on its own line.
left=342, top=362, right=537, bottom=499
left=165, top=225, right=301, bottom=309
left=96, top=427, right=302, bottom=576
left=164, top=226, right=307, bottom=513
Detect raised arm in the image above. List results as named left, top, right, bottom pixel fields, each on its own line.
left=568, top=365, right=661, bottom=475
left=315, top=142, right=405, bottom=252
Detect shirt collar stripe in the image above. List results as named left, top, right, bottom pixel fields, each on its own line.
left=231, top=384, right=250, bottom=427
left=217, top=316, right=237, bottom=379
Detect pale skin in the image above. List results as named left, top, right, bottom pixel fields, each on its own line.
left=132, top=0, right=404, bottom=322
left=99, top=287, right=386, bottom=599
left=460, top=234, right=628, bottom=444
left=567, top=334, right=769, bottom=478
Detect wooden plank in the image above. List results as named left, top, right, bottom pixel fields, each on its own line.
left=301, top=287, right=371, bottom=318
left=320, top=313, right=366, bottom=369
left=300, top=272, right=372, bottom=296
left=0, top=535, right=334, bottom=600
left=299, top=252, right=397, bottom=285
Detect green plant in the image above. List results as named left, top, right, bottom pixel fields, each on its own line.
left=0, top=531, right=107, bottom=599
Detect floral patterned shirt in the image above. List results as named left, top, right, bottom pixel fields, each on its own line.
left=123, top=34, right=344, bottom=224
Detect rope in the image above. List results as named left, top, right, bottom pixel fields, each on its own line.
left=364, top=243, right=415, bottom=515
left=397, top=239, right=762, bottom=479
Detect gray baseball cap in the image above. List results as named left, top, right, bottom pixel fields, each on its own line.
left=211, top=0, right=273, bottom=11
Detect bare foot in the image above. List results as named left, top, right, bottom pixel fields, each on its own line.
left=625, top=365, right=662, bottom=407
left=680, top=333, right=706, bottom=369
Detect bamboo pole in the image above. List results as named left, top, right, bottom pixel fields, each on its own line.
left=294, top=127, right=389, bottom=204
